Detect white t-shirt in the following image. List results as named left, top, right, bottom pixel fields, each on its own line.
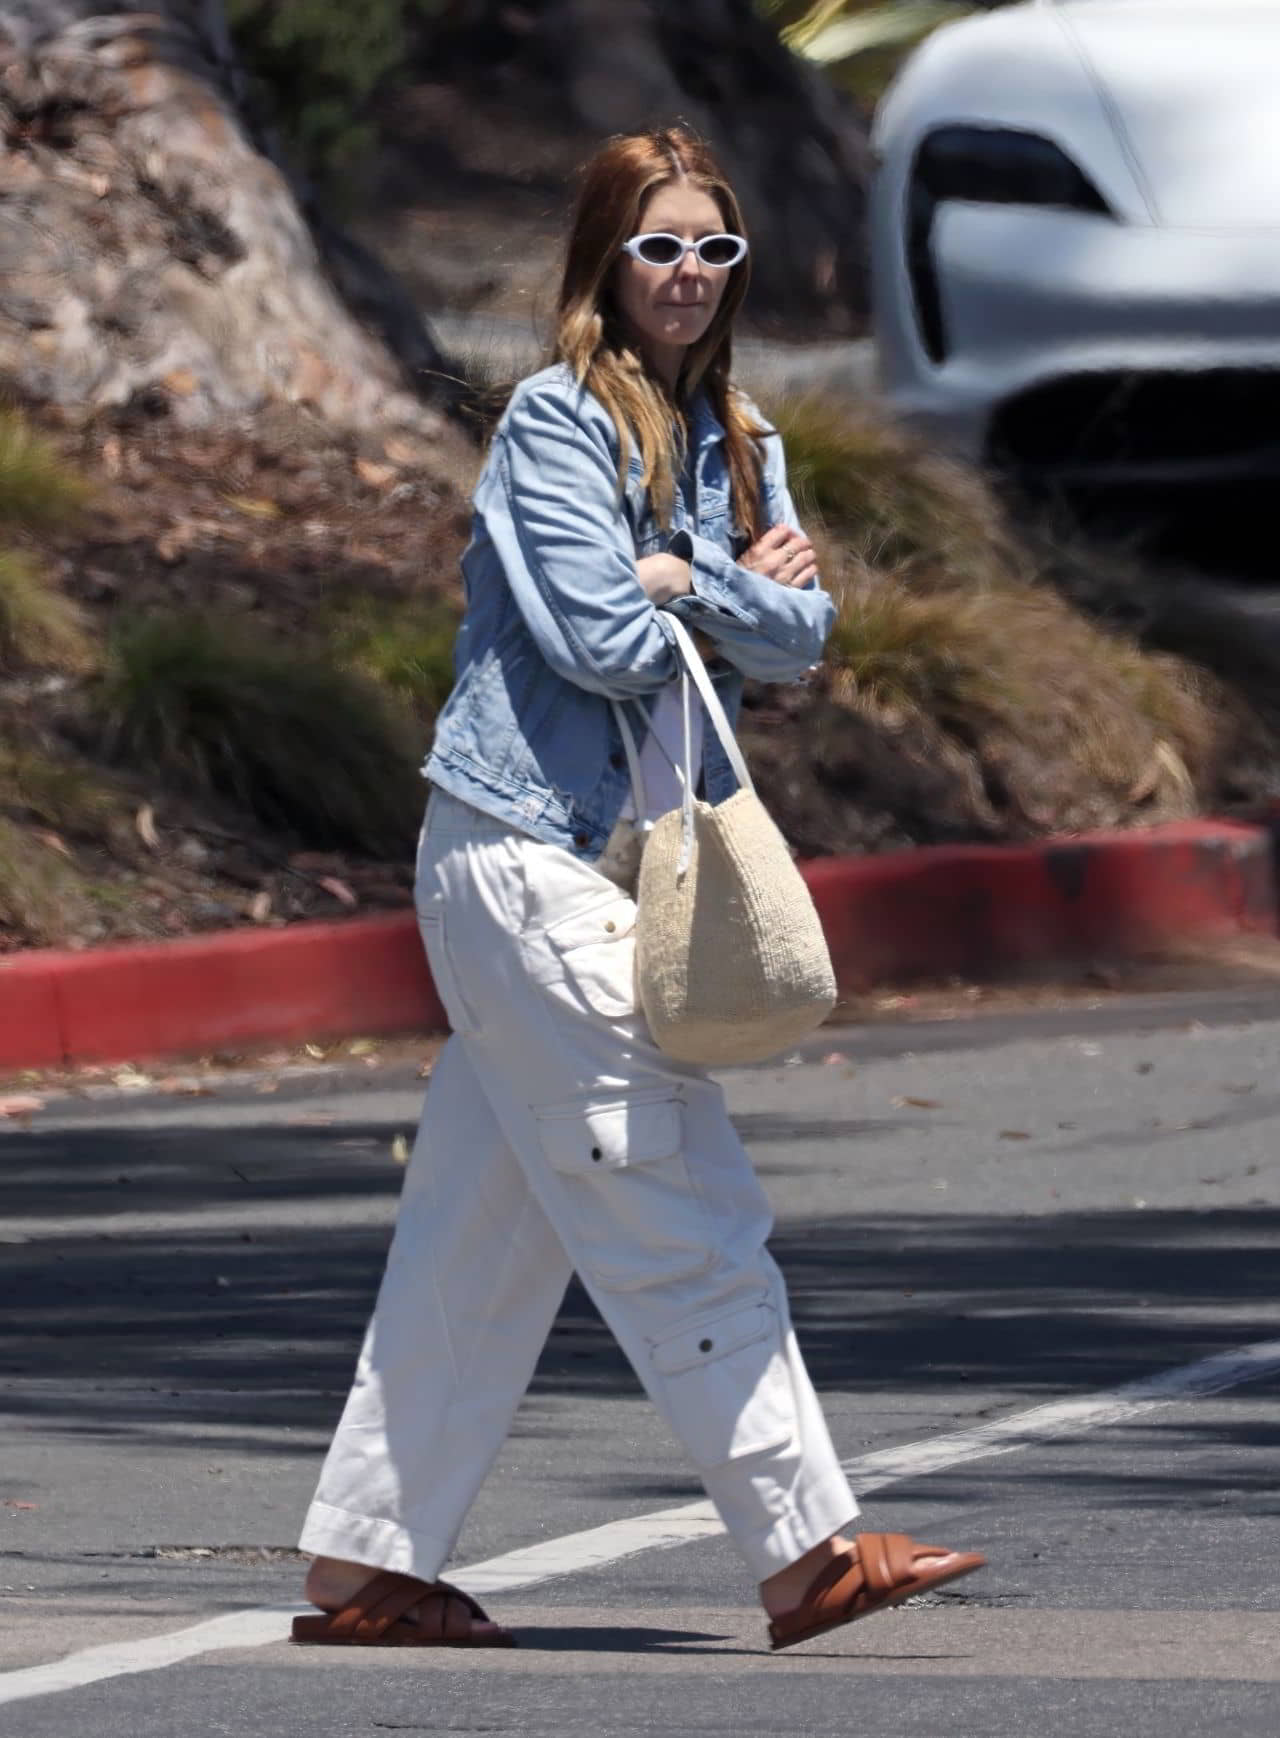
left=621, top=684, right=704, bottom=824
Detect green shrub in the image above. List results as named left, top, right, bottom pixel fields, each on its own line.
left=227, top=0, right=449, bottom=196
left=98, top=615, right=423, bottom=854
left=327, top=595, right=460, bottom=721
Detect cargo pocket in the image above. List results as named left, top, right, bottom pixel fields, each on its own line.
left=531, top=892, right=638, bottom=1021
left=534, top=1093, right=714, bottom=1292
left=416, top=905, right=481, bottom=1037
left=650, top=1299, right=794, bottom=1469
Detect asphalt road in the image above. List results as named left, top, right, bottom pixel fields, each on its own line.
left=2, top=989, right=1279, bottom=1736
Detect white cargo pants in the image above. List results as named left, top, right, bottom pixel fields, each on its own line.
left=298, top=789, right=857, bottom=1582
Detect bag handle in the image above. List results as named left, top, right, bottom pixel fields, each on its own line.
left=664, top=614, right=755, bottom=796
left=611, top=614, right=754, bottom=877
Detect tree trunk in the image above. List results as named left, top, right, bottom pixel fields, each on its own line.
left=0, top=2, right=458, bottom=433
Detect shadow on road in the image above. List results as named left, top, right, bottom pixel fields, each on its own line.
left=2, top=1115, right=1276, bottom=1474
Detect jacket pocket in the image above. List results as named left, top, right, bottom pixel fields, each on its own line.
left=534, top=1092, right=714, bottom=1292
left=530, top=891, right=638, bottom=1020
left=416, top=905, right=481, bottom=1037
left=650, top=1299, right=793, bottom=1468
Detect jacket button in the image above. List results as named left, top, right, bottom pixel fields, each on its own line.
left=699, top=1338, right=713, bottom=1353
left=604, top=919, right=616, bottom=933
left=590, top=1146, right=602, bottom=1162
left=574, top=832, right=590, bottom=850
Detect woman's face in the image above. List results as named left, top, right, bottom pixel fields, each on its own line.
left=612, top=181, right=734, bottom=368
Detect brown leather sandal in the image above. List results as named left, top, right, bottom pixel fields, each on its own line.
left=767, top=1531, right=986, bottom=1651
left=291, top=1570, right=516, bottom=1647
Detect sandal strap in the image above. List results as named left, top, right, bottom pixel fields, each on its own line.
left=855, top=1532, right=917, bottom=1599
left=432, top=1577, right=493, bottom=1624
left=323, top=1572, right=484, bottom=1645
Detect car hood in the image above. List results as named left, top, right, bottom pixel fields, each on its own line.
left=1060, top=1, right=1280, bottom=228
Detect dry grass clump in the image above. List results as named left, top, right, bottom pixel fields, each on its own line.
left=0, top=813, right=96, bottom=945
left=0, top=408, right=90, bottom=531
left=769, top=391, right=1020, bottom=583
left=97, top=614, right=423, bottom=855
left=761, top=390, right=1230, bottom=845
left=0, top=409, right=93, bottom=670
left=826, top=571, right=1215, bottom=832
left=0, top=736, right=125, bottom=842
left=0, top=549, right=94, bottom=671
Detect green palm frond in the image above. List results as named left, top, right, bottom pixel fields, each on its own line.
left=786, top=1, right=971, bottom=61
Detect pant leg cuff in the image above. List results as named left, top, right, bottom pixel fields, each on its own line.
left=298, top=1500, right=454, bottom=1582
left=737, top=1469, right=859, bottom=1581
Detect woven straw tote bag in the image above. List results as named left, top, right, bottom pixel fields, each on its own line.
left=613, top=614, right=836, bottom=1066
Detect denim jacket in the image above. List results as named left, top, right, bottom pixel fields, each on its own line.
left=423, top=363, right=834, bottom=860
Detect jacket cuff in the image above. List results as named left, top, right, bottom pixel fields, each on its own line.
left=673, top=531, right=759, bottom=629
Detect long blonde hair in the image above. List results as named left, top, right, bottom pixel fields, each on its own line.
left=552, top=128, right=768, bottom=541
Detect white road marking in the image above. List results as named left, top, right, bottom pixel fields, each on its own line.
left=3, top=1334, right=1278, bottom=1706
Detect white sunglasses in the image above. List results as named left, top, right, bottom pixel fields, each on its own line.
left=621, top=232, right=749, bottom=269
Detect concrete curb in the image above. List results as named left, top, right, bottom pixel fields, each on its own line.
left=1, top=818, right=1274, bottom=1071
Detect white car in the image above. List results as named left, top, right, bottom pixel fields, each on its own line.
left=870, top=0, right=1280, bottom=494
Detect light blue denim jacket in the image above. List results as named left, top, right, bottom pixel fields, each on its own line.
left=424, top=363, right=834, bottom=860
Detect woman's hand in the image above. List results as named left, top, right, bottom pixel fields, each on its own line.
left=740, top=525, right=818, bottom=589
left=635, top=552, right=693, bottom=605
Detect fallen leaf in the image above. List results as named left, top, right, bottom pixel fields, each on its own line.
left=162, top=369, right=198, bottom=397
left=32, top=829, right=72, bottom=859
left=248, top=891, right=272, bottom=924
left=383, top=437, right=421, bottom=467
left=1000, top=1130, right=1031, bottom=1141
left=318, top=876, right=357, bottom=909
left=391, top=1133, right=410, bottom=1165
left=820, top=1052, right=846, bottom=1066
left=112, top=1068, right=152, bottom=1091
left=287, top=1112, right=332, bottom=1127
left=135, top=805, right=160, bottom=850
left=894, top=1096, right=942, bottom=1110
left=349, top=1039, right=378, bottom=1056
left=1220, top=1082, right=1257, bottom=1095
left=0, top=1095, right=44, bottom=1118
left=303, top=1043, right=326, bottom=1060
left=355, top=458, right=397, bottom=489
left=1, top=1501, right=37, bottom=1511
left=224, top=494, right=279, bottom=519
left=156, top=525, right=195, bottom=564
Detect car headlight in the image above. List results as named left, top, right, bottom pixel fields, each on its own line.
left=905, top=126, right=1114, bottom=362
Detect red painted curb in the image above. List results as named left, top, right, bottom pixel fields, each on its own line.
left=0, top=911, right=445, bottom=1072
left=0, top=819, right=1273, bottom=1071
left=803, top=819, right=1276, bottom=991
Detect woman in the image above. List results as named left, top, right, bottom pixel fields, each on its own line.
left=293, top=127, right=984, bottom=1653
